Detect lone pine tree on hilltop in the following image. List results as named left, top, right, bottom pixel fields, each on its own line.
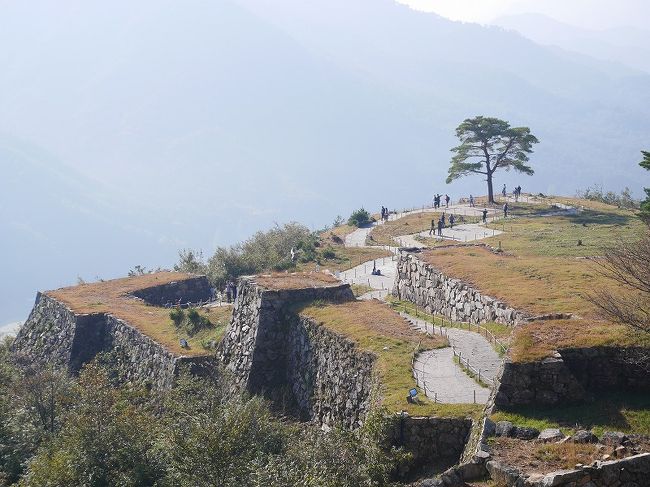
left=446, top=116, right=539, bottom=203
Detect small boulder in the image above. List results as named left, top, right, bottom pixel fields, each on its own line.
left=570, top=430, right=599, bottom=444
left=538, top=428, right=565, bottom=442
left=483, top=417, right=496, bottom=437
left=495, top=421, right=515, bottom=437
left=613, top=445, right=628, bottom=458
left=601, top=431, right=628, bottom=446
left=513, top=426, right=540, bottom=440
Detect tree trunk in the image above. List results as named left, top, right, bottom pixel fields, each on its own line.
left=487, top=172, right=494, bottom=204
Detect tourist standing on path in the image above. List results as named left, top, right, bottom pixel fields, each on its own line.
left=469, top=194, right=475, bottom=207
left=445, top=194, right=450, bottom=208
left=437, top=218, right=443, bottom=237
left=441, top=212, right=446, bottom=227
left=503, top=202, right=509, bottom=218
left=502, top=184, right=507, bottom=199
left=482, top=208, right=488, bottom=224
left=449, top=214, right=455, bottom=228
left=429, top=217, right=435, bottom=236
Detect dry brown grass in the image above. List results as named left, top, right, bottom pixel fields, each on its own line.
left=510, top=319, right=641, bottom=363
left=421, top=246, right=605, bottom=317
left=296, top=300, right=483, bottom=418
left=47, top=272, right=231, bottom=356
left=254, top=271, right=341, bottom=290
left=368, top=211, right=440, bottom=246
left=491, top=437, right=600, bottom=474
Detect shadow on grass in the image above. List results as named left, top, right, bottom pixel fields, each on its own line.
left=496, top=392, right=650, bottom=435
left=565, top=209, right=634, bottom=227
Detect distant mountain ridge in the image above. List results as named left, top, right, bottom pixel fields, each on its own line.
left=491, top=12, right=650, bottom=73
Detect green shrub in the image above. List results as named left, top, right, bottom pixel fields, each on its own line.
left=577, top=185, right=638, bottom=209
left=170, top=308, right=211, bottom=336
left=321, top=246, right=336, bottom=259
left=170, top=308, right=185, bottom=328
left=348, top=208, right=371, bottom=227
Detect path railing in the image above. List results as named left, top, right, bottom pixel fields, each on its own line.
left=452, top=348, right=494, bottom=387
left=390, top=301, right=509, bottom=355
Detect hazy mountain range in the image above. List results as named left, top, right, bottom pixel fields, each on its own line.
left=1, top=0, right=649, bottom=324
left=492, top=13, right=650, bottom=73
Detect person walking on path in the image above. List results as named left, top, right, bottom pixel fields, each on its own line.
left=441, top=212, right=446, bottom=227
left=469, top=194, right=475, bottom=207
left=449, top=214, right=455, bottom=228
left=482, top=208, right=488, bottom=224
left=437, top=218, right=443, bottom=237
left=429, top=217, right=436, bottom=236
left=502, top=184, right=507, bottom=199
left=503, top=202, right=509, bottom=218
left=445, top=194, right=450, bottom=208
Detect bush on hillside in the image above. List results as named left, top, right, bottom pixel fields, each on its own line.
left=169, top=307, right=212, bottom=336
left=7, top=358, right=404, bottom=487
left=348, top=208, right=371, bottom=227
left=183, top=223, right=316, bottom=287
left=577, top=185, right=639, bottom=209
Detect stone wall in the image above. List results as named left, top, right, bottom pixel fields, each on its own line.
left=495, top=354, right=586, bottom=407
left=560, top=346, right=650, bottom=391
left=219, top=278, right=355, bottom=395
left=287, top=315, right=375, bottom=429
left=219, top=278, right=369, bottom=428
left=132, top=275, right=212, bottom=306
left=486, top=452, right=650, bottom=487
left=495, top=347, right=650, bottom=408
left=12, top=292, right=217, bottom=389
left=12, top=292, right=105, bottom=371
left=392, top=416, right=473, bottom=471
left=393, top=250, right=527, bottom=326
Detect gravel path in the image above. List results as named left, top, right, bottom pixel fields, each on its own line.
left=413, top=348, right=491, bottom=404
left=402, top=314, right=501, bottom=383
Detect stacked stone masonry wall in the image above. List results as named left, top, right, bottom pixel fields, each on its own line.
left=132, top=275, right=212, bottom=306
left=219, top=279, right=371, bottom=428
left=392, top=417, right=473, bottom=470
left=393, top=251, right=527, bottom=326
left=287, top=315, right=376, bottom=428
left=12, top=291, right=216, bottom=389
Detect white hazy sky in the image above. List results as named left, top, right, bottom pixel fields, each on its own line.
left=398, top=0, right=650, bottom=30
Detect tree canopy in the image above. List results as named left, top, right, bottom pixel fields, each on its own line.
left=447, top=116, right=539, bottom=203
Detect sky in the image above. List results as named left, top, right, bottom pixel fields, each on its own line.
left=398, top=0, right=650, bottom=30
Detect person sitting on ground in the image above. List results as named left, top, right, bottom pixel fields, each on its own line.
left=437, top=218, right=443, bottom=236
left=449, top=214, right=455, bottom=228
left=482, top=208, right=488, bottom=223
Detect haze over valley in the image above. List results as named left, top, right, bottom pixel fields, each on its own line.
left=2, top=0, right=649, bottom=324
